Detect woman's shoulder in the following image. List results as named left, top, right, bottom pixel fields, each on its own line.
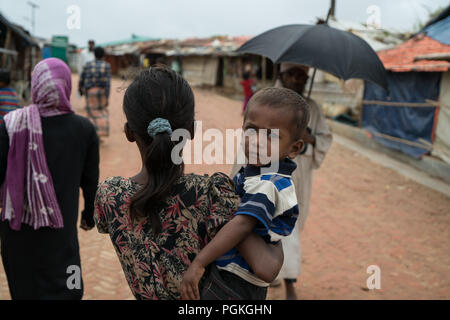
left=179, top=172, right=237, bottom=201
left=70, top=113, right=98, bottom=132
left=48, top=113, right=97, bottom=138
left=97, top=176, right=139, bottom=195
left=182, top=172, right=234, bottom=188
left=180, top=172, right=238, bottom=222
left=208, top=172, right=235, bottom=189
left=99, top=174, right=234, bottom=193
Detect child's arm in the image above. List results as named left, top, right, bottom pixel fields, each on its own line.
left=236, top=233, right=283, bottom=283
left=180, top=214, right=258, bottom=300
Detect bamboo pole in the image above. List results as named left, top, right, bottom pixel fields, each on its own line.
left=418, top=138, right=450, bottom=158
left=1, top=29, right=12, bottom=68
left=362, top=100, right=436, bottom=108
left=425, top=99, right=450, bottom=109
left=370, top=131, right=432, bottom=150
left=372, top=132, right=450, bottom=158
left=262, top=56, right=267, bottom=87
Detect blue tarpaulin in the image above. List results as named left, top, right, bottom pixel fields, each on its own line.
left=423, top=15, right=450, bottom=45
left=362, top=72, right=441, bottom=158
left=42, top=46, right=52, bottom=59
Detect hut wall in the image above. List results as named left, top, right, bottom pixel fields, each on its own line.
left=105, top=54, right=139, bottom=77
left=105, top=55, right=120, bottom=75
left=223, top=57, right=243, bottom=92
left=181, top=56, right=218, bottom=86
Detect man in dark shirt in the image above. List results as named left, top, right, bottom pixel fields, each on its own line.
left=79, top=47, right=112, bottom=138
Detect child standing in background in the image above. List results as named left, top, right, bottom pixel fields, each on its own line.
left=240, top=71, right=255, bottom=114
left=0, top=69, right=20, bottom=124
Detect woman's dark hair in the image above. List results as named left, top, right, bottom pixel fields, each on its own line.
left=124, top=66, right=195, bottom=235
left=243, top=72, right=250, bottom=80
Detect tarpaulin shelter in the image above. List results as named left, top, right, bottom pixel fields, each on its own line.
left=362, top=8, right=450, bottom=163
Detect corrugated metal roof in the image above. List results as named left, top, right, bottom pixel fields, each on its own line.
left=100, top=34, right=159, bottom=48
left=165, top=35, right=253, bottom=56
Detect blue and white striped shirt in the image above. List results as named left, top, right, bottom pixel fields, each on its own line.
left=216, top=158, right=299, bottom=287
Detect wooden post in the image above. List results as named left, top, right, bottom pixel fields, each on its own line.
left=1, top=29, right=12, bottom=68
left=330, top=0, right=336, bottom=18
left=272, top=63, right=278, bottom=86
left=357, top=82, right=364, bottom=128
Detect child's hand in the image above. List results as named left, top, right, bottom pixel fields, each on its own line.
left=180, top=260, right=205, bottom=300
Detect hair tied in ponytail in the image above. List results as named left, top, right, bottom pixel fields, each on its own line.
left=147, top=118, right=173, bottom=138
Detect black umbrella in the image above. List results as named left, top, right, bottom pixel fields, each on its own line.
left=236, top=24, right=389, bottom=94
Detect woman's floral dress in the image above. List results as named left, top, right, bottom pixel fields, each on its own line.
left=94, top=173, right=239, bottom=300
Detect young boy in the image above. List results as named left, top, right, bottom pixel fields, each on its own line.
left=0, top=69, right=20, bottom=124
left=180, top=87, right=311, bottom=300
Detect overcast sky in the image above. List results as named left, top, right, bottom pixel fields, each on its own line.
left=1, top=0, right=449, bottom=47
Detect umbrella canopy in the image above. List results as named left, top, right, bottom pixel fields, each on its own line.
left=237, top=24, right=389, bottom=92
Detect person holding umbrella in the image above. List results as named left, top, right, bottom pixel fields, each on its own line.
left=274, top=62, right=333, bottom=299
left=235, top=22, right=389, bottom=299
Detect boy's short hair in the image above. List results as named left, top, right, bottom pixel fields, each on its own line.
left=245, top=87, right=311, bottom=140
left=0, top=69, right=11, bottom=85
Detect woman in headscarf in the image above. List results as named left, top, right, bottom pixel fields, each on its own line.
left=0, top=58, right=100, bottom=300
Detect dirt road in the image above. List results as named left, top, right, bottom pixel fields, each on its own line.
left=0, top=75, right=449, bottom=300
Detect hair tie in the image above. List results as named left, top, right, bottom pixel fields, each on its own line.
left=147, top=118, right=172, bottom=138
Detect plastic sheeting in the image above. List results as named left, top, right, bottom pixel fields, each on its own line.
left=432, top=71, right=450, bottom=164
left=424, top=15, right=450, bottom=45
left=362, top=71, right=441, bottom=158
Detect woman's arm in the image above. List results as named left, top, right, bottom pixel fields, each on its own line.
left=80, top=129, right=100, bottom=230
left=236, top=233, right=283, bottom=283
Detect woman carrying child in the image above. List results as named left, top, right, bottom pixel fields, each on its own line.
left=94, top=67, right=283, bottom=300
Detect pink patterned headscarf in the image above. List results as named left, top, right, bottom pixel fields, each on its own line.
left=1, top=58, right=74, bottom=230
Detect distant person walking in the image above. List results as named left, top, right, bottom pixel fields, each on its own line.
left=77, top=40, right=95, bottom=76
left=0, top=69, right=20, bottom=124
left=79, top=47, right=111, bottom=139
left=0, top=58, right=100, bottom=300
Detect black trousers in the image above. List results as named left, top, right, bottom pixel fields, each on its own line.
left=200, top=264, right=267, bottom=300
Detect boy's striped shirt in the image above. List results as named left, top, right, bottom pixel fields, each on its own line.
left=216, top=158, right=299, bottom=287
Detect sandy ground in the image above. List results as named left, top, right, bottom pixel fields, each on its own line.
left=0, top=75, right=449, bottom=300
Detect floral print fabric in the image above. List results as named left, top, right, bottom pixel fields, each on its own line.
left=94, top=173, right=239, bottom=300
